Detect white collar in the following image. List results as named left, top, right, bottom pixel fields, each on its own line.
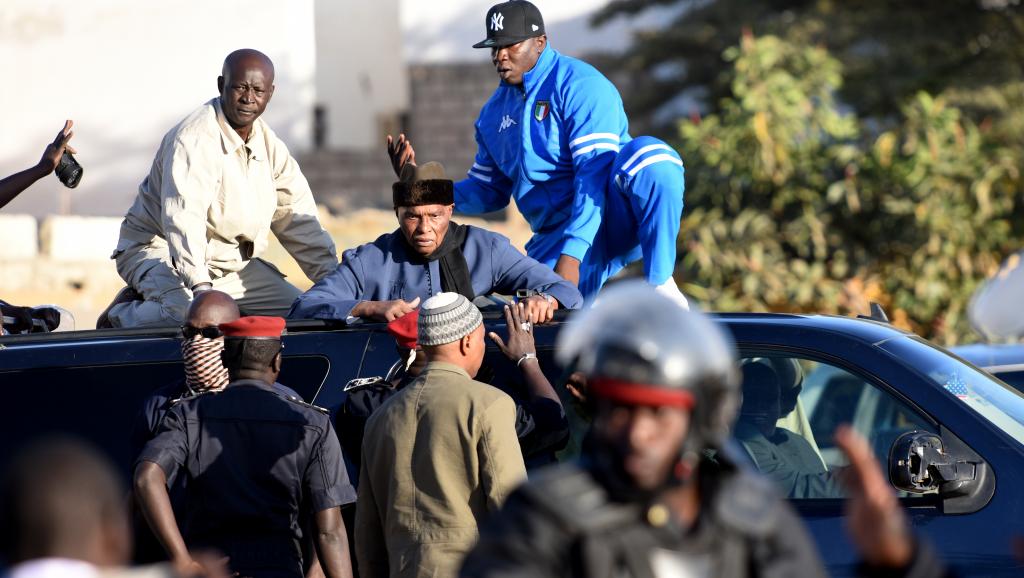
left=8, top=558, right=99, bottom=578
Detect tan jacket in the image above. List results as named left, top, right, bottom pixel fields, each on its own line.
left=115, top=98, right=337, bottom=289
left=356, top=362, right=527, bottom=578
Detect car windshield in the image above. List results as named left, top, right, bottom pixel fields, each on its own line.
left=878, top=335, right=1024, bottom=445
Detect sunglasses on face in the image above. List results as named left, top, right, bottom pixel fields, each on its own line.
left=181, top=325, right=223, bottom=339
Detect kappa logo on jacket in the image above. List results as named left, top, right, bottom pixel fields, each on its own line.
left=499, top=115, right=517, bottom=132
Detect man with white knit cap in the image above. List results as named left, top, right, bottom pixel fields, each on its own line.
left=355, top=292, right=526, bottom=578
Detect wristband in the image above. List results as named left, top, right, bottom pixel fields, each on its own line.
left=517, top=352, right=538, bottom=368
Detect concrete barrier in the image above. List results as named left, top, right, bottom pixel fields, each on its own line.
left=0, top=215, right=38, bottom=259
left=40, top=215, right=122, bottom=261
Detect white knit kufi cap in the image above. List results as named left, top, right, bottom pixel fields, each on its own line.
left=418, top=292, right=484, bottom=346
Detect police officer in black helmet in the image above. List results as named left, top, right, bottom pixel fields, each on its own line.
left=460, top=280, right=948, bottom=578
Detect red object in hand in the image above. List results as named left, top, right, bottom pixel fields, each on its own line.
left=388, top=309, right=420, bottom=350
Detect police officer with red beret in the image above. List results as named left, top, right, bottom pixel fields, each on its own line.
left=134, top=316, right=356, bottom=578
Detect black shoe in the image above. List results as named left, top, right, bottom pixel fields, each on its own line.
left=95, top=286, right=142, bottom=329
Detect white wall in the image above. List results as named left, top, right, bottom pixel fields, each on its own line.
left=0, top=0, right=316, bottom=217
left=315, top=0, right=408, bottom=150
left=399, top=0, right=679, bottom=63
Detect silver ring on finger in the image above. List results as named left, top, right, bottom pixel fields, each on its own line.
left=520, top=321, right=532, bottom=333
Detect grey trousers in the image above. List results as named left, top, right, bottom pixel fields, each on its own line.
left=108, top=244, right=301, bottom=328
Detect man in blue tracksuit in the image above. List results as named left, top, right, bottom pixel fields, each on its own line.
left=389, top=1, right=686, bottom=302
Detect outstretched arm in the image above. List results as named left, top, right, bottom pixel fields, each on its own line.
left=489, top=303, right=562, bottom=407
left=0, top=120, right=75, bottom=210
left=489, top=233, right=584, bottom=311
left=489, top=304, right=570, bottom=456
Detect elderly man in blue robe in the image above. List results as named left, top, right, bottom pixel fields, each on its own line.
left=289, top=162, right=583, bottom=323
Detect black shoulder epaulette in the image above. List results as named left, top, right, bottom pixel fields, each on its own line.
left=520, top=463, right=638, bottom=535
left=343, top=376, right=389, bottom=393
left=283, top=394, right=330, bottom=415
left=168, top=389, right=218, bottom=405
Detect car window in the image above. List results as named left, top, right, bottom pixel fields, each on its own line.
left=734, top=354, right=936, bottom=500
left=277, top=355, right=331, bottom=402
left=992, top=368, right=1024, bottom=394
left=880, top=336, right=1024, bottom=446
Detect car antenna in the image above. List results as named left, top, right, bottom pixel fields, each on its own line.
left=857, top=302, right=890, bottom=323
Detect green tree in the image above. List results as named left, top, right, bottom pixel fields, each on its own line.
left=676, top=33, right=1024, bottom=344
left=595, top=0, right=1024, bottom=134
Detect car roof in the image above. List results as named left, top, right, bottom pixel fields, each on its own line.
left=951, top=343, right=1024, bottom=371
left=712, top=312, right=911, bottom=342
left=0, top=310, right=913, bottom=350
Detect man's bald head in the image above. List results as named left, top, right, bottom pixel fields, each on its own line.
left=187, top=290, right=240, bottom=329
left=222, top=49, right=275, bottom=82
left=0, top=437, right=130, bottom=566
left=218, top=49, right=276, bottom=140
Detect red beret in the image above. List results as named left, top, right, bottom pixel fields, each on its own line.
left=219, top=316, right=286, bottom=339
left=387, top=309, right=419, bottom=350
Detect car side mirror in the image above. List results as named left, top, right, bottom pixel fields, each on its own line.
left=889, top=430, right=983, bottom=500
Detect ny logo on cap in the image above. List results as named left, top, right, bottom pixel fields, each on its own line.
left=491, top=12, right=504, bottom=31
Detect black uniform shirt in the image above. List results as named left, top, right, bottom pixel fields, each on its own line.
left=137, top=378, right=356, bottom=548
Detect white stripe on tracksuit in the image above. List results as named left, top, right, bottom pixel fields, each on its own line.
left=626, top=153, right=683, bottom=177
left=618, top=143, right=674, bottom=174
left=569, top=133, right=621, bottom=159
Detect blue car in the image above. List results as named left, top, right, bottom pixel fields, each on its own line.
left=952, top=343, right=1024, bottom=393
left=0, top=311, right=1022, bottom=575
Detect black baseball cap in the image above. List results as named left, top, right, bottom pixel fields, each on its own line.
left=472, top=1, right=546, bottom=49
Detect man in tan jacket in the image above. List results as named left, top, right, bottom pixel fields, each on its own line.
left=356, top=292, right=526, bottom=578
left=104, top=48, right=337, bottom=328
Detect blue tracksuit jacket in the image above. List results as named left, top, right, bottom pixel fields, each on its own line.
left=454, top=45, right=630, bottom=267
left=455, top=46, right=685, bottom=300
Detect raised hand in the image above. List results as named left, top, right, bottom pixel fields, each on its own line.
left=835, top=425, right=914, bottom=569
left=39, top=119, right=76, bottom=173
left=386, top=133, right=417, bottom=178
left=488, top=303, right=537, bottom=363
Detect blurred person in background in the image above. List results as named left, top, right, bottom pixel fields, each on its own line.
left=0, top=437, right=171, bottom=578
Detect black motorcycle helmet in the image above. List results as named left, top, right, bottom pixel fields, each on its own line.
left=556, top=281, right=741, bottom=497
